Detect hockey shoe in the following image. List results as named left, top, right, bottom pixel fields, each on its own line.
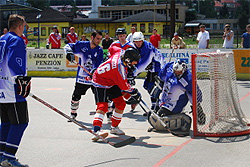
left=106, top=112, right=112, bottom=124
left=91, top=131, right=109, bottom=142
left=1, top=158, right=29, bottom=167
left=107, top=117, right=112, bottom=124
left=110, top=126, right=125, bottom=135
left=68, top=112, right=77, bottom=122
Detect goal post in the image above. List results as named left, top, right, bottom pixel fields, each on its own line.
left=191, top=51, right=250, bottom=137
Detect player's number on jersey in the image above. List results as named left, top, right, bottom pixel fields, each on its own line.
left=97, top=64, right=110, bottom=74
left=0, top=40, right=6, bottom=63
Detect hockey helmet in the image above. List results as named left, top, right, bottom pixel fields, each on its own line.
left=123, top=47, right=141, bottom=65
left=116, top=28, right=127, bottom=35
left=132, top=31, right=144, bottom=41
left=173, top=59, right=187, bottom=78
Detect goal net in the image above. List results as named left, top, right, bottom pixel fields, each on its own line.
left=191, top=51, right=250, bottom=137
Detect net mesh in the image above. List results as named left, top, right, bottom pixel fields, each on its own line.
left=193, top=51, right=250, bottom=136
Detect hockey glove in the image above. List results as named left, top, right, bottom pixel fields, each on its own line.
left=66, top=52, right=75, bottom=63
left=126, top=88, right=141, bottom=105
left=46, top=44, right=49, bottom=49
left=15, top=76, right=31, bottom=98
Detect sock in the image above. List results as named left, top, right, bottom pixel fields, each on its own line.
left=111, top=112, right=123, bottom=128
left=93, top=113, right=104, bottom=129
left=93, top=126, right=101, bottom=133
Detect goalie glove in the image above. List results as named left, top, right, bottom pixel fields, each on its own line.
left=126, top=88, right=141, bottom=105
left=149, top=75, right=164, bottom=100
left=15, top=76, right=31, bottom=98
left=66, top=52, right=75, bottom=63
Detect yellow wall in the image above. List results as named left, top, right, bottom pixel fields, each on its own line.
left=27, top=22, right=70, bottom=40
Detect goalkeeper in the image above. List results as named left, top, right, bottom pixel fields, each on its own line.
left=148, top=59, right=205, bottom=134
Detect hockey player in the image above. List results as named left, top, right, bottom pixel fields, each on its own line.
left=64, top=30, right=103, bottom=120
left=132, top=31, right=164, bottom=110
left=46, top=26, right=61, bottom=49
left=65, top=27, right=78, bottom=44
left=148, top=59, right=205, bottom=135
left=91, top=47, right=141, bottom=141
left=0, top=14, right=30, bottom=167
left=109, top=28, right=135, bottom=54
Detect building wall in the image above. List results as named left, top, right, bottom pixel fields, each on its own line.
left=27, top=22, right=70, bottom=40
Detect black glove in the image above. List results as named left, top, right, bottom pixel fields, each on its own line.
left=66, top=52, right=75, bottom=62
left=64, top=39, right=69, bottom=44
left=126, top=88, right=141, bottom=105
left=15, top=76, right=31, bottom=98
left=46, top=44, right=49, bottom=49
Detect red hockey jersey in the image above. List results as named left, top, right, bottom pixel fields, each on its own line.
left=66, top=33, right=78, bottom=43
left=48, top=33, right=61, bottom=49
left=92, top=47, right=132, bottom=92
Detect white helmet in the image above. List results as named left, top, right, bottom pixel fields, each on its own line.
left=173, top=59, right=187, bottom=78
left=132, top=32, right=144, bottom=41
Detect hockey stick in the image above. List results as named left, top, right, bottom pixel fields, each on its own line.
left=29, top=93, right=136, bottom=148
left=168, top=47, right=175, bottom=62
left=72, top=60, right=92, bottom=76
left=140, top=99, right=189, bottom=137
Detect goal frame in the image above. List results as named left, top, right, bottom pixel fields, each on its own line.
left=191, top=53, right=250, bottom=137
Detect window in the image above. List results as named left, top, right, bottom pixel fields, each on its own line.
left=213, top=24, right=217, bottom=30
left=112, top=11, right=121, bottom=20
left=175, top=9, right=179, bottom=20
left=34, top=27, right=39, bottom=36
left=219, top=23, right=224, bottom=30
left=140, top=24, right=145, bottom=33
left=48, top=27, right=53, bottom=35
left=233, top=23, right=237, bottom=29
left=41, top=27, right=46, bottom=36
left=61, top=27, right=68, bottom=38
left=149, top=23, right=154, bottom=33
left=123, top=10, right=132, bottom=18
left=100, top=11, right=110, bottom=18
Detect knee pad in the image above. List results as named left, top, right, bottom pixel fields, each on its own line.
left=96, top=102, right=108, bottom=113
left=72, top=94, right=81, bottom=101
left=112, top=96, right=126, bottom=111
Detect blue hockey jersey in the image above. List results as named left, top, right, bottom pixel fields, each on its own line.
left=0, top=32, right=27, bottom=103
left=134, top=40, right=164, bottom=76
left=158, top=62, right=193, bottom=114
left=64, top=41, right=103, bottom=85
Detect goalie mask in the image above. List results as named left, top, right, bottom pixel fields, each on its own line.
left=122, top=47, right=141, bottom=66
left=173, top=59, right=187, bottom=79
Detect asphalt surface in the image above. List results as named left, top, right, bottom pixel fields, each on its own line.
left=14, top=78, right=250, bottom=167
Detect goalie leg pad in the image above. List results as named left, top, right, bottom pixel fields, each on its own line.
left=112, top=96, right=126, bottom=111
left=148, top=112, right=192, bottom=132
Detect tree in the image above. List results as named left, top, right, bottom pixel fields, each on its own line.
left=185, top=8, right=197, bottom=23
left=26, top=0, right=49, bottom=10
left=219, top=4, right=229, bottom=18
left=236, top=0, right=250, bottom=31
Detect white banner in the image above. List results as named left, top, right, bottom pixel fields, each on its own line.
left=27, top=49, right=77, bottom=71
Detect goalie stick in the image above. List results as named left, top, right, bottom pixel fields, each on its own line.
left=29, top=93, right=136, bottom=148
left=140, top=99, right=189, bottom=137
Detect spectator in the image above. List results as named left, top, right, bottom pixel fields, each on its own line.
left=197, top=25, right=210, bottom=49
left=102, top=33, right=113, bottom=49
left=126, top=26, right=136, bottom=42
left=150, top=28, right=161, bottom=49
left=1, top=28, right=8, bottom=37
left=0, top=14, right=30, bottom=167
left=171, top=33, right=186, bottom=49
left=66, top=27, right=78, bottom=43
left=241, top=24, right=250, bottom=48
left=223, top=24, right=234, bottom=49
left=46, top=26, right=61, bottom=49
left=80, top=34, right=89, bottom=41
